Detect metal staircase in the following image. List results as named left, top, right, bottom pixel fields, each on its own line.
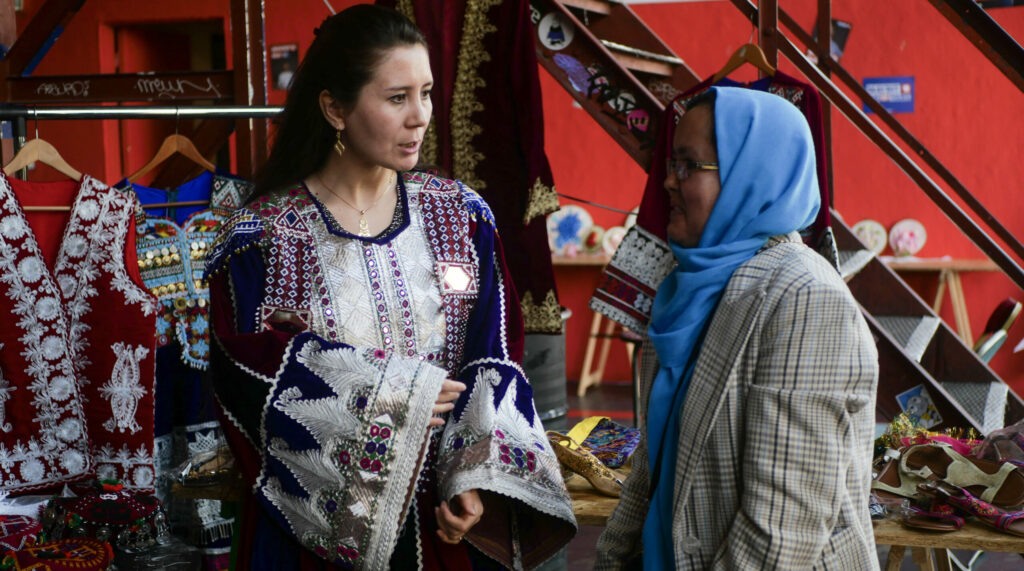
left=532, top=0, right=1024, bottom=433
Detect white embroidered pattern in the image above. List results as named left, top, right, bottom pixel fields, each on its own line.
left=94, top=443, right=155, bottom=489
left=313, top=189, right=446, bottom=358
left=100, top=343, right=150, bottom=434
left=0, top=174, right=91, bottom=490
left=0, top=174, right=156, bottom=491
left=445, top=365, right=542, bottom=448
left=437, top=360, right=573, bottom=527
left=609, top=225, right=675, bottom=289
left=258, top=341, right=447, bottom=569
left=187, top=425, right=222, bottom=457
left=100, top=194, right=158, bottom=317
left=0, top=344, right=14, bottom=432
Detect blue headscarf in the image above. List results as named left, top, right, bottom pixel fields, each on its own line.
left=642, top=86, right=821, bottom=566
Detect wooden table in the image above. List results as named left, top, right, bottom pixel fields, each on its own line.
left=874, top=519, right=1024, bottom=570
left=882, top=257, right=1000, bottom=347
left=551, top=253, right=611, bottom=267
left=567, top=473, right=622, bottom=526
left=567, top=484, right=1024, bottom=570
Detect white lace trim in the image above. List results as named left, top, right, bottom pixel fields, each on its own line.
left=608, top=225, right=675, bottom=290
left=0, top=343, right=14, bottom=433
left=99, top=342, right=150, bottom=434
left=213, top=391, right=259, bottom=452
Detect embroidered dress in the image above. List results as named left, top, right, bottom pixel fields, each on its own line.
left=591, top=72, right=836, bottom=332
left=208, top=171, right=575, bottom=570
left=0, top=172, right=158, bottom=493
left=118, top=171, right=251, bottom=571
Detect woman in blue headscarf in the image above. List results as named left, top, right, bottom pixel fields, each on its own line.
left=596, top=87, right=880, bottom=569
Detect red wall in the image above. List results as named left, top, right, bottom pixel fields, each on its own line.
left=12, top=1, right=1024, bottom=393
left=547, top=2, right=1024, bottom=392
left=14, top=0, right=234, bottom=183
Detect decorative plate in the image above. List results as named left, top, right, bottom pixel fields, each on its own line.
left=547, top=205, right=593, bottom=254
left=582, top=225, right=605, bottom=254
left=851, top=219, right=887, bottom=255
left=602, top=226, right=628, bottom=256
left=889, top=218, right=927, bottom=257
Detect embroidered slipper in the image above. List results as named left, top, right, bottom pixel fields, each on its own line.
left=900, top=505, right=965, bottom=532
left=901, top=443, right=1024, bottom=508
left=547, top=431, right=624, bottom=497
left=917, top=480, right=1024, bottom=537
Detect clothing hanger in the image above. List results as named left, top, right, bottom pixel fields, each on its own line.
left=127, top=133, right=216, bottom=183
left=3, top=138, right=83, bottom=181
left=711, top=43, right=776, bottom=84
left=4, top=135, right=85, bottom=212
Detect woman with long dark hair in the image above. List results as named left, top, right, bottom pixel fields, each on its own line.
left=207, top=5, right=575, bottom=569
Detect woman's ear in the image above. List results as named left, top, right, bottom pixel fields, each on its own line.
left=318, top=89, right=346, bottom=131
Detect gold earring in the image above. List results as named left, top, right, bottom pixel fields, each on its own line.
left=334, top=130, right=346, bottom=158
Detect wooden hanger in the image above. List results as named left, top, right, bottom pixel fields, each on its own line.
left=711, top=43, right=776, bottom=84
left=127, top=133, right=216, bottom=183
left=4, top=139, right=84, bottom=212
left=3, top=138, right=83, bottom=181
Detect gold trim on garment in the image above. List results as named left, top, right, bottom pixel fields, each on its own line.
left=522, top=178, right=560, bottom=224
left=520, top=289, right=562, bottom=334
left=420, top=119, right=439, bottom=168
left=449, top=0, right=502, bottom=192
left=396, top=0, right=415, bottom=20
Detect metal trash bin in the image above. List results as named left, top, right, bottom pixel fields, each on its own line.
left=523, top=308, right=572, bottom=432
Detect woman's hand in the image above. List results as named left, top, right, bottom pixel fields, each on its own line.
left=435, top=490, right=484, bottom=544
left=430, top=380, right=466, bottom=427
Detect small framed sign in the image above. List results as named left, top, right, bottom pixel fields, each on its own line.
left=863, top=76, right=915, bottom=114
left=270, top=43, right=299, bottom=91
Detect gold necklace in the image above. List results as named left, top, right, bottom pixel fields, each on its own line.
left=317, top=171, right=396, bottom=237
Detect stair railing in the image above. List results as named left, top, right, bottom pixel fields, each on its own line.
left=726, top=0, right=1024, bottom=292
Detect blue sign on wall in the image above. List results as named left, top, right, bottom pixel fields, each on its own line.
left=863, top=76, right=914, bottom=114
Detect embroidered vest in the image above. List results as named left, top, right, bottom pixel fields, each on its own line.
left=0, top=173, right=159, bottom=492
left=130, top=173, right=251, bottom=369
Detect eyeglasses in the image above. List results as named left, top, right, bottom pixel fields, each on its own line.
left=666, top=157, right=719, bottom=181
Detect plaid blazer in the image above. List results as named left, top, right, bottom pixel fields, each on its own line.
left=596, top=233, right=880, bottom=570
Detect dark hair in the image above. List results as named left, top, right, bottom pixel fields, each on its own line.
left=685, top=89, right=717, bottom=148
left=251, top=5, right=426, bottom=199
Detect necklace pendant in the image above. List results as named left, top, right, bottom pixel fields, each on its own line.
left=358, top=214, right=371, bottom=237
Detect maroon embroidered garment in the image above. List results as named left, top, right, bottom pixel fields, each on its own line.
left=0, top=173, right=159, bottom=493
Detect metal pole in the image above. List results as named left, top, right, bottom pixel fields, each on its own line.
left=816, top=0, right=834, bottom=205
left=0, top=105, right=283, bottom=120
